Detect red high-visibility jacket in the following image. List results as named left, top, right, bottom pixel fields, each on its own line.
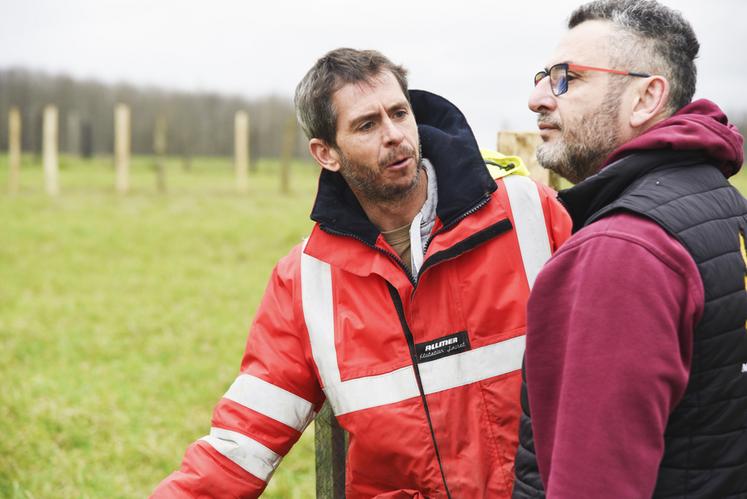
left=153, top=91, right=571, bottom=498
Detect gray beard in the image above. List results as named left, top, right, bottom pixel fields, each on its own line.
left=536, top=93, right=623, bottom=184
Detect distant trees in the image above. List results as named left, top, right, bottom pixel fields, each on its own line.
left=0, top=68, right=305, bottom=160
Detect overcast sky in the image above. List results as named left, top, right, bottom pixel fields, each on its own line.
left=1, top=0, right=743, bottom=149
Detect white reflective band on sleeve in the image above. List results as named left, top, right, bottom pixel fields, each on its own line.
left=200, top=427, right=281, bottom=482
left=301, top=243, right=525, bottom=416
left=502, top=175, right=552, bottom=289
left=223, top=374, right=315, bottom=431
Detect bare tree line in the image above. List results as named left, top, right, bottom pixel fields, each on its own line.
left=0, top=68, right=305, bottom=160
left=2, top=68, right=744, bottom=164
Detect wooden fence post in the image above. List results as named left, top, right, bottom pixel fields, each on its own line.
left=315, top=402, right=346, bottom=499
left=234, top=111, right=249, bottom=193
left=247, top=113, right=254, bottom=174
left=43, top=105, right=59, bottom=196
left=153, top=115, right=168, bottom=193
left=280, top=117, right=295, bottom=194
left=115, top=104, right=131, bottom=194
left=9, top=107, right=21, bottom=194
left=497, top=131, right=561, bottom=189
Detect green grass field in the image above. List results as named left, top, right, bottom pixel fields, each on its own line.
left=0, top=155, right=319, bottom=498
left=1, top=154, right=746, bottom=498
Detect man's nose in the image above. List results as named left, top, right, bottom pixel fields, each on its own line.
left=529, top=76, right=556, bottom=114
left=381, top=116, right=405, bottom=146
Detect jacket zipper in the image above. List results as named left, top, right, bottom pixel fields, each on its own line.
left=317, top=192, right=500, bottom=498
left=422, top=193, right=491, bottom=255
left=387, top=283, right=453, bottom=499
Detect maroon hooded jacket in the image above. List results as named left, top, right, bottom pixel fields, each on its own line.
left=524, top=100, right=744, bottom=497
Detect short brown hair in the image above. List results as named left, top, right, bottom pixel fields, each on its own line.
left=294, top=48, right=409, bottom=145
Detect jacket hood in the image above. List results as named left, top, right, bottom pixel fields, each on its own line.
left=603, top=99, right=744, bottom=178
left=309, top=89, right=496, bottom=245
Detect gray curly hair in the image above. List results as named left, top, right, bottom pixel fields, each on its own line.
left=569, top=0, right=699, bottom=114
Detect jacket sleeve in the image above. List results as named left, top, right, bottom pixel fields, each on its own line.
left=152, top=245, right=324, bottom=498
left=525, top=214, right=703, bottom=498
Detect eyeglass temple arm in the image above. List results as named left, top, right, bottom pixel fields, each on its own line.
left=568, top=63, right=650, bottom=78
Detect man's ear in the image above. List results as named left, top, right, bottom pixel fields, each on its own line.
left=309, top=138, right=341, bottom=172
left=629, top=75, right=669, bottom=129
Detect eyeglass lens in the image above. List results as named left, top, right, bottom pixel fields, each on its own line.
left=550, top=65, right=568, bottom=96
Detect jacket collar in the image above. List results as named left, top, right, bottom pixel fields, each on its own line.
left=309, top=89, right=496, bottom=246
left=558, top=150, right=707, bottom=233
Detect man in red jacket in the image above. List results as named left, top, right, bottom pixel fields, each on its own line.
left=153, top=48, right=571, bottom=498
left=513, top=1, right=747, bottom=498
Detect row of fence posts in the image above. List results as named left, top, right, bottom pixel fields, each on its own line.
left=313, top=130, right=560, bottom=499
left=4, top=104, right=298, bottom=195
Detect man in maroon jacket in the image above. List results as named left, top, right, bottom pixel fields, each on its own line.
left=513, top=0, right=747, bottom=498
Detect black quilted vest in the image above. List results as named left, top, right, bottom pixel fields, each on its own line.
left=512, top=150, right=747, bottom=498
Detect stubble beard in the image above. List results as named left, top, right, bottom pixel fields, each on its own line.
left=338, top=144, right=423, bottom=204
left=536, top=91, right=623, bottom=184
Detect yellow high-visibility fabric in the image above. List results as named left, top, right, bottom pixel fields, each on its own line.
left=481, top=148, right=531, bottom=179
left=740, top=230, right=747, bottom=329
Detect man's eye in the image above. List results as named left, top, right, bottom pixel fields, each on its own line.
left=359, top=121, right=374, bottom=131
left=393, top=109, right=408, bottom=119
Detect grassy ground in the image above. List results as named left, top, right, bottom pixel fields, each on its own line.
left=0, top=155, right=318, bottom=498
left=1, top=154, right=746, bottom=498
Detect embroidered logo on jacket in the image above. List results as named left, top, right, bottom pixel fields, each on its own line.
left=416, top=331, right=471, bottom=363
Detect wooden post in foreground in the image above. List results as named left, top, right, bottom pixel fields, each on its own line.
left=153, top=115, right=168, bottom=193
left=114, top=104, right=131, bottom=194
left=315, top=402, right=346, bottom=499
left=234, top=111, right=249, bottom=193
left=8, top=107, right=21, bottom=193
left=43, top=105, right=59, bottom=196
left=497, top=131, right=562, bottom=190
left=280, top=117, right=295, bottom=194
